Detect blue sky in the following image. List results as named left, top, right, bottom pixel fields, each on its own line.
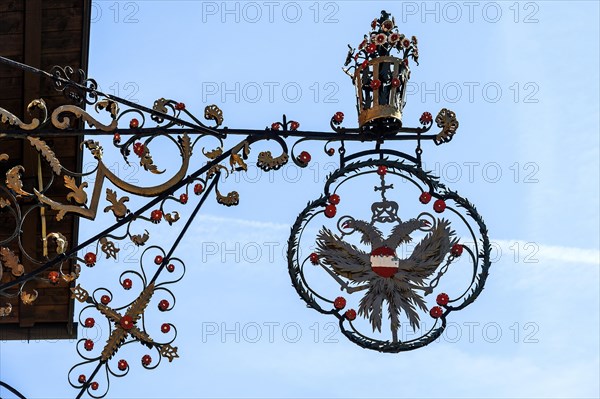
left=1, top=1, right=599, bottom=398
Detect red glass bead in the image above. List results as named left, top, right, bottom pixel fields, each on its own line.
left=366, top=43, right=377, bottom=54
left=167, top=264, right=175, bottom=273
left=141, top=354, right=152, bottom=366
left=150, top=209, right=163, bottom=222
left=179, top=193, right=188, bottom=204
left=84, top=339, right=94, bottom=351
left=361, top=60, right=369, bottom=70
left=430, top=306, right=443, bottom=318
left=194, top=183, right=203, bottom=195
left=100, top=295, right=110, bottom=305
left=133, top=142, right=144, bottom=157
left=333, top=111, right=344, bottom=123
left=120, top=315, right=134, bottom=330
left=324, top=204, right=337, bottom=218
left=84, top=252, right=96, bottom=267
left=328, top=194, right=340, bottom=205
left=84, top=317, right=95, bottom=328
left=298, top=151, right=311, bottom=165
left=309, top=253, right=319, bottom=265
left=48, top=271, right=59, bottom=284
left=271, top=122, right=281, bottom=130
left=420, top=112, right=433, bottom=124
left=391, top=78, right=401, bottom=88
left=90, top=382, right=99, bottom=391
left=117, top=359, right=128, bottom=371
left=451, top=244, right=464, bottom=257
left=78, top=374, right=86, bottom=384
left=175, top=102, right=186, bottom=111
left=154, top=255, right=163, bottom=265
left=158, top=299, right=169, bottom=311
left=419, top=192, right=432, bottom=204
left=161, top=323, right=171, bottom=333
left=436, top=293, right=450, bottom=306
left=370, top=79, right=382, bottom=90
left=334, top=297, right=346, bottom=310
left=129, top=118, right=139, bottom=129
left=433, top=199, right=446, bottom=213
left=122, top=278, right=132, bottom=290
left=327, top=148, right=335, bottom=156
left=345, top=309, right=357, bottom=321
left=113, top=133, right=121, bottom=143
left=290, top=121, right=300, bottom=131
left=377, top=165, right=387, bottom=176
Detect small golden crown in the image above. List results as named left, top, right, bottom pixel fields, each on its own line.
left=343, top=11, right=419, bottom=129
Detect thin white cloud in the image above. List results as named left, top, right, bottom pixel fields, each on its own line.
left=197, top=214, right=290, bottom=231
left=493, top=239, right=599, bottom=265
left=194, top=214, right=600, bottom=266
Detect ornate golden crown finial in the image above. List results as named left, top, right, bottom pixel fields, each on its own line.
left=344, top=10, right=419, bottom=129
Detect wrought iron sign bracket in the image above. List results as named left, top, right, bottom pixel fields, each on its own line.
left=0, top=11, right=489, bottom=399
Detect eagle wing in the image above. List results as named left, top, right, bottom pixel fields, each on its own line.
left=397, top=218, right=457, bottom=286
left=316, top=227, right=374, bottom=283
left=383, top=218, right=422, bottom=249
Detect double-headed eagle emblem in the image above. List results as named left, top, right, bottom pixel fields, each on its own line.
left=315, top=173, right=457, bottom=338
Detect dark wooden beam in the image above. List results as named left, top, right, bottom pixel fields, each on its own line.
left=19, top=0, right=42, bottom=328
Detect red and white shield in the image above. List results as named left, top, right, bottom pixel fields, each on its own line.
left=370, top=246, right=399, bottom=278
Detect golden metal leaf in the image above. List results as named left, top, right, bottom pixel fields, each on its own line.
left=83, top=140, right=104, bottom=160
left=27, top=137, right=62, bottom=175
left=104, top=189, right=129, bottom=218
left=216, top=189, right=239, bottom=207
left=101, top=327, right=128, bottom=362
left=204, top=104, right=223, bottom=127
left=202, top=147, right=223, bottom=160
left=207, top=164, right=229, bottom=179
left=153, top=98, right=168, bottom=114
left=0, top=99, right=47, bottom=130
left=64, top=176, right=88, bottom=204
left=0, top=153, right=8, bottom=162
left=131, top=230, right=150, bottom=246
left=160, top=344, right=179, bottom=362
left=131, top=327, right=153, bottom=345
left=230, top=141, right=250, bottom=170
left=95, top=99, right=119, bottom=119
left=99, top=237, right=120, bottom=259
left=139, top=146, right=165, bottom=175
left=0, top=247, right=25, bottom=276
left=257, top=151, right=289, bottom=171
left=434, top=108, right=459, bottom=145
left=229, top=154, right=247, bottom=172
left=164, top=211, right=180, bottom=225
left=0, top=197, right=10, bottom=208
left=70, top=284, right=89, bottom=303
left=46, top=232, right=68, bottom=254
left=97, top=303, right=122, bottom=324
left=51, top=104, right=118, bottom=131
left=20, top=290, right=38, bottom=305
left=62, top=270, right=79, bottom=283
left=97, top=283, right=156, bottom=361
left=6, top=166, right=31, bottom=197
left=37, top=133, right=191, bottom=222
left=127, top=283, right=155, bottom=324
left=0, top=303, right=12, bottom=317
left=179, top=134, right=192, bottom=157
